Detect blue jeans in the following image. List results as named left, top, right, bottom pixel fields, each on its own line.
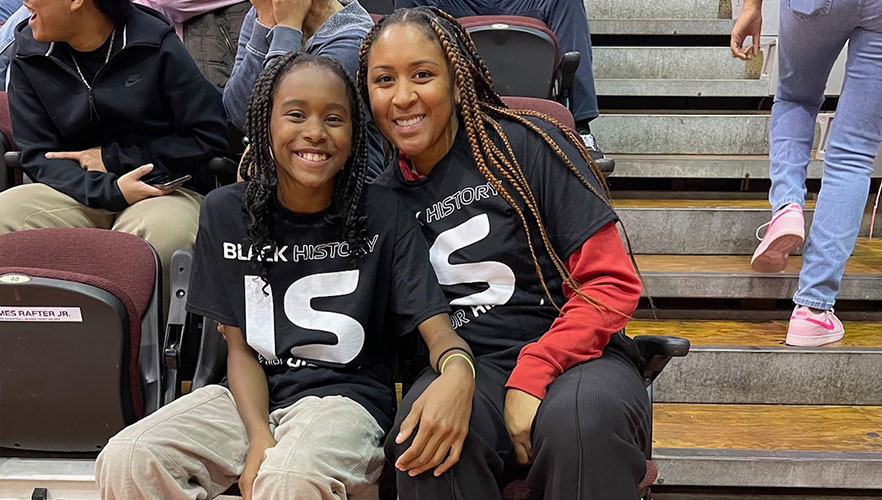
left=394, top=0, right=599, bottom=122
left=768, top=0, right=882, bottom=310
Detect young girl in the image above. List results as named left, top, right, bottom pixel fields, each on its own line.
left=359, top=8, right=647, bottom=499
left=96, top=53, right=475, bottom=500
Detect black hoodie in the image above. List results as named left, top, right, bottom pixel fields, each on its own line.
left=9, top=5, right=228, bottom=211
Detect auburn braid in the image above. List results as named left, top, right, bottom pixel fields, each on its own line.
left=358, top=7, right=640, bottom=317
left=242, top=53, right=370, bottom=288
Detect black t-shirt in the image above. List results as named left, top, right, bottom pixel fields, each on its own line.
left=186, top=183, right=450, bottom=431
left=376, top=115, right=616, bottom=370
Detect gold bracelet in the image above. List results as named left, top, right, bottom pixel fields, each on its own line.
left=440, top=352, right=476, bottom=379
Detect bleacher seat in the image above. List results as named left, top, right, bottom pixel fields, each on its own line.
left=458, top=15, right=580, bottom=110
left=0, top=228, right=164, bottom=452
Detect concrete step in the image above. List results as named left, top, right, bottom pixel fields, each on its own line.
left=652, top=404, right=882, bottom=489
left=608, top=154, right=825, bottom=179
left=0, top=458, right=98, bottom=499
left=590, top=18, right=735, bottom=36
left=593, top=113, right=821, bottom=155
left=614, top=199, right=882, bottom=254
left=596, top=78, right=771, bottom=97
left=632, top=319, right=882, bottom=405
left=585, top=0, right=727, bottom=20
left=593, top=47, right=760, bottom=80
left=635, top=239, right=882, bottom=300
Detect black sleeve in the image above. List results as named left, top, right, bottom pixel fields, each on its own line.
left=526, top=121, right=617, bottom=259
left=9, top=58, right=129, bottom=211
left=388, top=198, right=451, bottom=336
left=185, top=192, right=240, bottom=326
left=100, top=33, right=228, bottom=176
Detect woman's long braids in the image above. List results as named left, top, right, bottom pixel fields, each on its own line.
left=242, top=52, right=370, bottom=286
left=358, top=7, right=647, bottom=317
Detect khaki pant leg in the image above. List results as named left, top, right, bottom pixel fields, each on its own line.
left=96, top=385, right=247, bottom=500
left=111, top=188, right=203, bottom=317
left=0, top=184, right=115, bottom=234
left=253, top=396, right=386, bottom=500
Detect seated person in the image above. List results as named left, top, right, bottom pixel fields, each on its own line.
left=0, top=0, right=228, bottom=313
left=223, top=0, right=385, bottom=176
left=96, top=53, right=475, bottom=500
left=393, top=0, right=613, bottom=170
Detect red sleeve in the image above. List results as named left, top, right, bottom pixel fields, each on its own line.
left=504, top=221, right=642, bottom=399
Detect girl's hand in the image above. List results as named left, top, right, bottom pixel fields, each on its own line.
left=239, top=431, right=276, bottom=500
left=394, top=359, right=475, bottom=477
left=503, top=388, right=542, bottom=465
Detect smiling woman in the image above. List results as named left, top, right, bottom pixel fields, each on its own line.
left=95, top=52, right=476, bottom=500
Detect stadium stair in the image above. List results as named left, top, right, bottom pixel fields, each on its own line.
left=588, top=0, right=882, bottom=497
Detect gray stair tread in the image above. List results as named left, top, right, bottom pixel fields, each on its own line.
left=591, top=18, right=734, bottom=35
left=593, top=47, right=757, bottom=80
left=584, top=0, right=725, bottom=20
left=653, top=404, right=882, bottom=489
left=596, top=78, right=770, bottom=97
left=607, top=154, right=825, bottom=179
left=634, top=319, right=882, bottom=405
left=592, top=114, right=820, bottom=155
left=635, top=241, right=881, bottom=300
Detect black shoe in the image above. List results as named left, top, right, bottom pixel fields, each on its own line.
left=580, top=132, right=615, bottom=175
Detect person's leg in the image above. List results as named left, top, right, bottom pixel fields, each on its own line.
left=0, top=183, right=115, bottom=234
left=767, top=1, right=854, bottom=213
left=111, top=188, right=203, bottom=316
left=250, top=395, right=385, bottom=500
left=387, top=361, right=514, bottom=500
left=752, top=0, right=855, bottom=272
left=527, top=333, right=650, bottom=499
left=95, top=385, right=247, bottom=500
left=788, top=19, right=882, bottom=343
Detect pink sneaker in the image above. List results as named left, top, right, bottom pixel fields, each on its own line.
left=751, top=203, right=805, bottom=272
left=786, top=306, right=845, bottom=347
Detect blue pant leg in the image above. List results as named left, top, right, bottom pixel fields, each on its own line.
left=795, top=20, right=882, bottom=309
left=768, top=0, right=853, bottom=214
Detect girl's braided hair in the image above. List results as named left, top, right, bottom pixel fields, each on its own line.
left=242, top=52, right=370, bottom=286
left=357, top=7, right=645, bottom=316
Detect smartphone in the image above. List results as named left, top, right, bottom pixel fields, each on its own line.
left=144, top=173, right=191, bottom=189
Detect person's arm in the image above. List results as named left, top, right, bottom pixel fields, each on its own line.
left=8, top=58, right=129, bottom=210
left=99, top=35, right=228, bottom=176
left=504, top=221, right=642, bottom=464
left=223, top=324, right=276, bottom=500
left=223, top=6, right=304, bottom=131
left=393, top=314, right=475, bottom=477
left=731, top=0, right=763, bottom=60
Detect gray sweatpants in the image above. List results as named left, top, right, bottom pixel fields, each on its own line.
left=96, top=385, right=386, bottom=500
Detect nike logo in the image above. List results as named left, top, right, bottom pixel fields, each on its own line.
left=125, top=74, right=143, bottom=87
left=803, top=317, right=836, bottom=330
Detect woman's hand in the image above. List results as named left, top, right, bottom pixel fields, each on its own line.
left=239, top=431, right=276, bottom=500
left=503, top=388, right=542, bottom=465
left=394, top=358, right=475, bottom=477
left=731, top=1, right=763, bottom=60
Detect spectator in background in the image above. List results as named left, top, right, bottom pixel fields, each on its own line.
left=732, top=0, right=882, bottom=346
left=222, top=0, right=386, bottom=177
left=393, top=0, right=613, bottom=171
left=0, top=0, right=228, bottom=314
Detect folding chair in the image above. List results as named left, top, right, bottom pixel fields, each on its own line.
left=0, top=228, right=164, bottom=453
left=458, top=15, right=580, bottom=110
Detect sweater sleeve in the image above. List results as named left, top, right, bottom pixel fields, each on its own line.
left=505, top=221, right=642, bottom=399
